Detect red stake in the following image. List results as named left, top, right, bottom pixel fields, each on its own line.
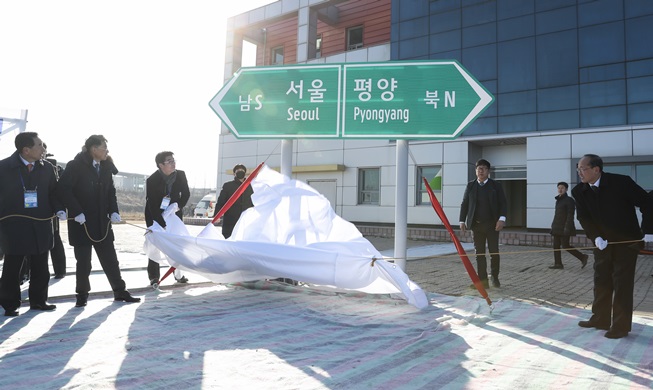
left=157, top=162, right=266, bottom=286
left=423, top=178, right=492, bottom=306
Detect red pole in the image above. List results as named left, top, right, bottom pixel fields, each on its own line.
left=157, top=162, right=266, bottom=286
left=422, top=178, right=492, bottom=306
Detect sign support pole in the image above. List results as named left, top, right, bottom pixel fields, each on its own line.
left=394, top=140, right=408, bottom=271
left=281, top=139, right=293, bottom=177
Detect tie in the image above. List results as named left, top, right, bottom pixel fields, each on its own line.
left=27, top=163, right=33, bottom=173
left=591, top=185, right=599, bottom=194
left=95, top=163, right=100, bottom=176
left=479, top=181, right=485, bottom=187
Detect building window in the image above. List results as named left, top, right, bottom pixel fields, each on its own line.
left=347, top=26, right=363, bottom=51
left=271, top=46, right=284, bottom=65
left=604, top=163, right=653, bottom=191
left=316, top=34, right=322, bottom=59
left=358, top=168, right=379, bottom=205
left=417, top=166, right=442, bottom=205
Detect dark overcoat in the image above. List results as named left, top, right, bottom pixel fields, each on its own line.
left=550, top=193, right=577, bottom=236
left=213, top=178, right=253, bottom=234
left=145, top=169, right=190, bottom=228
left=459, top=178, right=507, bottom=228
left=0, top=151, right=61, bottom=255
left=572, top=172, right=653, bottom=242
left=57, top=152, right=119, bottom=246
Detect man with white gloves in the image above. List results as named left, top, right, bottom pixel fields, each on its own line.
left=144, top=151, right=190, bottom=287
left=572, top=154, right=653, bottom=339
left=57, top=135, right=140, bottom=308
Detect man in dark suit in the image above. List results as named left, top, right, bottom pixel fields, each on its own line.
left=57, top=134, right=140, bottom=307
left=459, top=159, right=508, bottom=289
left=0, top=132, right=66, bottom=316
left=572, top=154, right=653, bottom=339
left=145, top=151, right=191, bottom=286
left=549, top=181, right=588, bottom=269
left=213, top=163, right=254, bottom=239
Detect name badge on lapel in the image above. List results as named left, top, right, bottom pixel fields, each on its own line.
left=160, top=196, right=171, bottom=210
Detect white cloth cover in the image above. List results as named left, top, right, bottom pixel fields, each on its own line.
left=144, top=165, right=428, bottom=309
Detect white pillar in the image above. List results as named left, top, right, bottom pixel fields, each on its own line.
left=394, top=140, right=408, bottom=271
left=281, top=139, right=293, bottom=178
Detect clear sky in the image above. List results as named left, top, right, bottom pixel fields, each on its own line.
left=0, top=0, right=275, bottom=189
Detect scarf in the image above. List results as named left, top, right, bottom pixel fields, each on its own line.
left=160, top=169, right=177, bottom=196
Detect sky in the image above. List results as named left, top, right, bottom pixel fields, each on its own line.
left=0, top=0, right=275, bottom=189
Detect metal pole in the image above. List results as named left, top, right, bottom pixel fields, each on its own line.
left=281, top=139, right=293, bottom=177
left=394, top=139, right=408, bottom=271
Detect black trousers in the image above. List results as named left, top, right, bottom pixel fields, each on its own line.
left=50, top=219, right=66, bottom=275
left=0, top=252, right=50, bottom=311
left=74, top=240, right=126, bottom=295
left=552, top=235, right=585, bottom=266
left=147, top=259, right=160, bottom=282
left=471, top=221, right=500, bottom=281
left=590, top=243, right=639, bottom=332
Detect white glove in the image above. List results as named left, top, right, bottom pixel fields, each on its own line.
left=595, top=237, right=608, bottom=251
left=56, top=210, right=67, bottom=221
left=644, top=234, right=653, bottom=243
left=165, top=202, right=179, bottom=214
left=74, top=213, right=86, bottom=225
left=110, top=212, right=121, bottom=223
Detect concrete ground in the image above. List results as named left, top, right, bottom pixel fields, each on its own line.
left=10, top=220, right=653, bottom=319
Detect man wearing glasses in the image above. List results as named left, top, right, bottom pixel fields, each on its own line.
left=58, top=135, right=141, bottom=307
left=572, top=154, right=653, bottom=339
left=144, top=151, right=190, bottom=286
left=459, top=159, right=508, bottom=289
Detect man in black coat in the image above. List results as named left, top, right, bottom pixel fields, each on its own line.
left=57, top=134, right=140, bottom=307
left=0, top=132, right=65, bottom=316
left=145, top=151, right=190, bottom=286
left=213, top=164, right=253, bottom=239
left=459, top=159, right=507, bottom=289
left=549, top=181, right=588, bottom=269
left=572, top=154, right=653, bottom=339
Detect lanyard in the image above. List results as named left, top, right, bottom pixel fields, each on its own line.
left=19, top=168, right=39, bottom=191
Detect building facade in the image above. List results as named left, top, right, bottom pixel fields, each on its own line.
left=218, top=0, right=653, bottom=231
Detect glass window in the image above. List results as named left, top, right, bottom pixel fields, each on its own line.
left=498, top=14, right=534, bottom=41
left=315, top=34, right=322, bottom=59
left=580, top=105, right=627, bottom=127
left=580, top=80, right=626, bottom=108
left=358, top=168, right=379, bottom=205
left=417, top=166, right=442, bottom=205
left=498, top=38, right=536, bottom=93
left=603, top=163, right=653, bottom=191
left=536, top=30, right=578, bottom=88
left=636, top=164, right=653, bottom=191
left=578, top=22, right=625, bottom=67
left=271, top=46, right=284, bottom=65
left=347, top=26, right=363, bottom=51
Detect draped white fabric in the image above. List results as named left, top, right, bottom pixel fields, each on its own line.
left=144, top=165, right=428, bottom=309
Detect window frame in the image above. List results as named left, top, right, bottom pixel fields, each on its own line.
left=270, top=46, right=284, bottom=65
left=358, top=167, right=380, bottom=205
left=346, top=26, right=363, bottom=51
left=416, top=165, right=443, bottom=206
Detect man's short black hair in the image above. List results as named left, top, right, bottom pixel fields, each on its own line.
left=155, top=151, right=174, bottom=166
left=84, top=134, right=108, bottom=150
left=233, top=164, right=246, bottom=172
left=475, top=159, right=491, bottom=169
left=557, top=181, right=569, bottom=189
left=15, top=132, right=38, bottom=151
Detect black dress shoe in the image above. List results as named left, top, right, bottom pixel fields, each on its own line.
left=578, top=320, right=610, bottom=330
left=605, top=329, right=629, bottom=339
left=4, top=310, right=19, bottom=317
left=54, top=273, right=65, bottom=279
left=75, top=294, right=88, bottom=307
left=30, top=303, right=56, bottom=311
left=491, top=276, right=501, bottom=288
left=114, top=290, right=141, bottom=303
left=580, top=254, right=588, bottom=269
left=549, top=264, right=564, bottom=269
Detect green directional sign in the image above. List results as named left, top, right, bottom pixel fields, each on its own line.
left=209, top=60, right=493, bottom=139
